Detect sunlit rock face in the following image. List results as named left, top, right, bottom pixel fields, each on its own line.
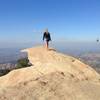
left=0, top=46, right=100, bottom=100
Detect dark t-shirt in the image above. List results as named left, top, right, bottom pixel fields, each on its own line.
left=43, top=32, right=51, bottom=41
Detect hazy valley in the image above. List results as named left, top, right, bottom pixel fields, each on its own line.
left=0, top=45, right=100, bottom=75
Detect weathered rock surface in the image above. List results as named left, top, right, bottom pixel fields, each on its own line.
left=0, top=46, right=100, bottom=100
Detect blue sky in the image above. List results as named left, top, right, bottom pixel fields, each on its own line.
left=0, top=0, right=100, bottom=47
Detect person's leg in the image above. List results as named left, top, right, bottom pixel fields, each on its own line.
left=46, top=40, right=49, bottom=49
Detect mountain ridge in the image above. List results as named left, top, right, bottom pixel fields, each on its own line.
left=0, top=46, right=100, bottom=100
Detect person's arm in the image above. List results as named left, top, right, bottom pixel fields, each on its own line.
left=49, top=33, right=51, bottom=41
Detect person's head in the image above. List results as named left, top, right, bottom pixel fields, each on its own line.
left=45, top=28, right=48, bottom=34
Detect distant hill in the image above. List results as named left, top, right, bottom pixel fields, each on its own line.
left=79, top=52, right=100, bottom=73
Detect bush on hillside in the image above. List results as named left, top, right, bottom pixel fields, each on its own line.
left=16, top=57, right=31, bottom=69
left=0, top=69, right=10, bottom=76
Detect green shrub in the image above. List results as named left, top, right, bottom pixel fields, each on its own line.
left=0, top=69, right=10, bottom=76
left=16, top=57, right=31, bottom=68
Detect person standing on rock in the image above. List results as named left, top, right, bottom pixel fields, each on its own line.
left=43, top=29, right=51, bottom=49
